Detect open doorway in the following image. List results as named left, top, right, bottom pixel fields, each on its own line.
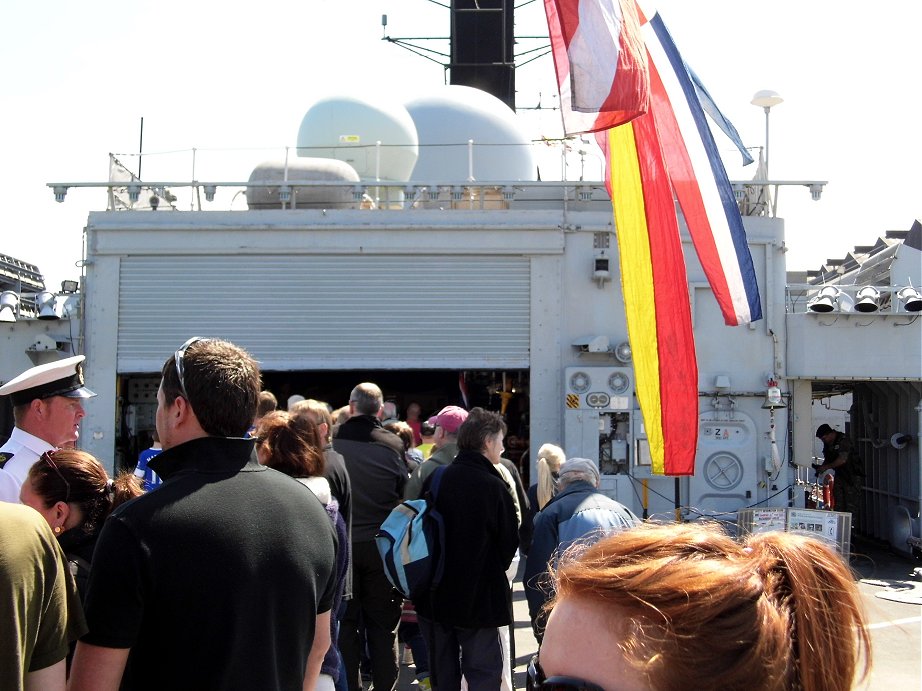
left=118, top=368, right=531, bottom=479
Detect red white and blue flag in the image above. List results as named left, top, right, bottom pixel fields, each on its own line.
left=642, top=12, right=762, bottom=325
left=543, top=0, right=762, bottom=475
left=544, top=0, right=649, bottom=133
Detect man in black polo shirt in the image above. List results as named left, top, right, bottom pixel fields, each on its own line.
left=69, top=338, right=337, bottom=691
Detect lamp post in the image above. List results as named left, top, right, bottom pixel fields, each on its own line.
left=751, top=90, right=784, bottom=180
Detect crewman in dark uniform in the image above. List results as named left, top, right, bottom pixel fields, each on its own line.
left=813, top=423, right=863, bottom=519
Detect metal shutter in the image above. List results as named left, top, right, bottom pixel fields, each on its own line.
left=116, top=255, right=530, bottom=371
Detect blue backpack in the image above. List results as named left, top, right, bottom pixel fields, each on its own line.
left=375, top=466, right=446, bottom=601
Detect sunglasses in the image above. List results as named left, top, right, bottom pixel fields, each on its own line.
left=527, top=655, right=606, bottom=691
left=174, top=337, right=208, bottom=403
left=41, top=450, right=71, bottom=504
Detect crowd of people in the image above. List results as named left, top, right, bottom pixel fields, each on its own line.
left=0, top=341, right=872, bottom=690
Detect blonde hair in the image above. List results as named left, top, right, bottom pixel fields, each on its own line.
left=535, top=443, right=565, bottom=509
left=550, top=522, right=870, bottom=691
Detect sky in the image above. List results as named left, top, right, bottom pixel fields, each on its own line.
left=2, top=0, right=920, bottom=290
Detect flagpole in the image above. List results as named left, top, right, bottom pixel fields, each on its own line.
left=138, top=116, right=144, bottom=181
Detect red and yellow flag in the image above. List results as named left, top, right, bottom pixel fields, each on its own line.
left=597, top=119, right=698, bottom=476
left=545, top=0, right=699, bottom=475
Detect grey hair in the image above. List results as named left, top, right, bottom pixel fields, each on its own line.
left=350, top=382, right=384, bottom=416
left=559, top=470, right=599, bottom=488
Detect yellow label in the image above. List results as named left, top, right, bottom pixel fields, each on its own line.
left=339, top=135, right=361, bottom=144
left=566, top=393, right=580, bottom=409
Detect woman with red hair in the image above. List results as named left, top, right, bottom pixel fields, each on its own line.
left=531, top=522, right=871, bottom=691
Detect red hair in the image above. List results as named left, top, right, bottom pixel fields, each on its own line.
left=550, top=522, right=870, bottom=691
left=254, top=411, right=325, bottom=478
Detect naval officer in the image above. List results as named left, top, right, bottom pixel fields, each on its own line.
left=0, top=355, right=96, bottom=502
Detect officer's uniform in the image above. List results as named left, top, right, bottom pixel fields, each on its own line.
left=0, top=467, right=19, bottom=503
left=0, top=355, right=96, bottom=500
left=0, top=428, right=55, bottom=487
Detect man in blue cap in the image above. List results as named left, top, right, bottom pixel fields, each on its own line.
left=0, top=354, right=96, bottom=501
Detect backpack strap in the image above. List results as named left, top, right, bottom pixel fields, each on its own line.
left=428, top=464, right=446, bottom=500
left=423, top=464, right=447, bottom=690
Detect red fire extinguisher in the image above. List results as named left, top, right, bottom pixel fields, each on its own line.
left=824, top=474, right=835, bottom=510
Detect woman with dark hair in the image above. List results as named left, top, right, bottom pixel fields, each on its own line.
left=19, top=449, right=143, bottom=600
left=417, top=407, right=520, bottom=690
left=255, top=410, right=349, bottom=691
left=532, top=522, right=872, bottom=691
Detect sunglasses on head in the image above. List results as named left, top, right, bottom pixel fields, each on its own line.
left=41, top=450, right=71, bottom=503
left=527, top=655, right=606, bottom=691
left=174, top=337, right=210, bottom=403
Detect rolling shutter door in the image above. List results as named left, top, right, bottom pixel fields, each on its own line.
left=116, top=255, right=530, bottom=371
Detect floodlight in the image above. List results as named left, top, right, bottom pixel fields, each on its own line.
left=807, top=286, right=840, bottom=313
left=0, top=291, right=18, bottom=323
left=854, top=286, right=881, bottom=313
left=897, top=286, right=922, bottom=312
left=36, top=291, right=62, bottom=320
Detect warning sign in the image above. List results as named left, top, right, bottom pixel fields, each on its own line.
left=566, top=394, right=580, bottom=409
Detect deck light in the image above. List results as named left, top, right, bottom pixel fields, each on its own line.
left=36, top=291, right=61, bottom=320
left=897, top=286, right=922, bottom=312
left=0, top=291, right=18, bottom=323
left=807, top=286, right=840, bottom=313
left=751, top=90, right=783, bottom=180
left=854, top=286, right=881, bottom=313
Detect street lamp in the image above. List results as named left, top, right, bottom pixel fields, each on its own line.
left=751, top=90, right=784, bottom=179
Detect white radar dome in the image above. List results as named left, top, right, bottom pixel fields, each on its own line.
left=297, top=95, right=419, bottom=182
left=405, top=86, right=537, bottom=182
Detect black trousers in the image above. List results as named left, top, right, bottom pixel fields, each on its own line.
left=418, top=617, right=505, bottom=691
left=338, top=540, right=403, bottom=691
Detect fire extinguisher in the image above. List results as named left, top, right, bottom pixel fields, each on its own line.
left=824, top=474, right=835, bottom=510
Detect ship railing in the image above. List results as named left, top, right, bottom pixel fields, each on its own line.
left=44, top=144, right=826, bottom=212
left=46, top=178, right=828, bottom=214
